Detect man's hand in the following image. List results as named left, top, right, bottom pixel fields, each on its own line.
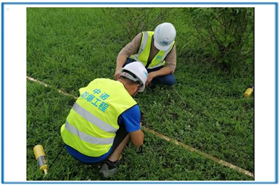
left=114, top=69, right=122, bottom=80
left=115, top=54, right=128, bottom=80
left=146, top=72, right=155, bottom=86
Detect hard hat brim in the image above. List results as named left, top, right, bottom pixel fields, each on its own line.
left=154, top=39, right=171, bottom=51
left=120, top=70, right=145, bottom=92
left=138, top=85, right=145, bottom=92
left=121, top=61, right=148, bottom=93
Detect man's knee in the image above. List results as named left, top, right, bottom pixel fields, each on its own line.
left=162, top=74, right=176, bottom=86
left=152, top=74, right=175, bottom=86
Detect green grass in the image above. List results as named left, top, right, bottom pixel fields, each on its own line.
left=137, top=61, right=254, bottom=172
left=27, top=8, right=254, bottom=180
left=27, top=80, right=252, bottom=180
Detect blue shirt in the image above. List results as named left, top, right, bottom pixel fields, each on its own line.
left=118, top=105, right=141, bottom=132
left=65, top=105, right=140, bottom=163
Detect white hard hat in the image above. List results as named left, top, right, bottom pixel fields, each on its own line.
left=154, top=22, right=176, bottom=51
left=120, top=61, right=148, bottom=92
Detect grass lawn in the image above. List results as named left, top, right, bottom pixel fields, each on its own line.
left=27, top=8, right=254, bottom=180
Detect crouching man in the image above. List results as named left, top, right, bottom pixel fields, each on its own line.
left=60, top=61, right=148, bottom=178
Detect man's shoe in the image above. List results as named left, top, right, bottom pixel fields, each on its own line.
left=99, top=159, right=120, bottom=179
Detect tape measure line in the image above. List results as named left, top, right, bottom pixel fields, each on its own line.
left=27, top=76, right=254, bottom=178
left=142, top=126, right=254, bottom=178
left=27, top=76, right=78, bottom=99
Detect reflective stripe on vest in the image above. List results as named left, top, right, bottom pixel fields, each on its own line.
left=61, top=78, right=137, bottom=157
left=65, top=121, right=114, bottom=145
left=148, top=45, right=174, bottom=69
left=72, top=102, right=117, bottom=133
left=132, top=32, right=148, bottom=61
left=131, top=31, right=175, bottom=69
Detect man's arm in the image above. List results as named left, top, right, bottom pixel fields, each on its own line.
left=129, top=130, right=144, bottom=147
left=146, top=45, right=177, bottom=85
left=114, top=33, right=142, bottom=79
left=120, top=105, right=144, bottom=147
left=146, top=67, right=172, bottom=86
left=114, top=54, right=128, bottom=80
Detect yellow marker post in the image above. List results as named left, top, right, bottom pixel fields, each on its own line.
left=33, top=144, right=48, bottom=174
left=244, top=86, right=254, bottom=98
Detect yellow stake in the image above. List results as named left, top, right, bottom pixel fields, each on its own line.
left=33, top=144, right=48, bottom=175
left=244, top=86, right=254, bottom=98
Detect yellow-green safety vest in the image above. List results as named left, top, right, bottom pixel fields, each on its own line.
left=130, top=31, right=175, bottom=69
left=61, top=78, right=137, bottom=157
